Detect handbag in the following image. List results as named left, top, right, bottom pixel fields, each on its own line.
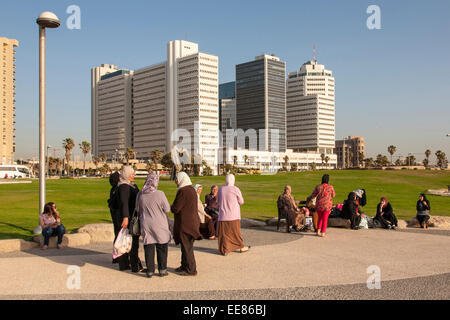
left=129, top=209, right=140, bottom=236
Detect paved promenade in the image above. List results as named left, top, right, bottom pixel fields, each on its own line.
left=0, top=227, right=449, bottom=299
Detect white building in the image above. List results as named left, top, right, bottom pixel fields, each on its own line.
left=91, top=64, right=119, bottom=156
left=286, top=59, right=335, bottom=156
left=132, top=62, right=167, bottom=158
left=91, top=41, right=219, bottom=170
left=95, top=68, right=133, bottom=158
left=225, top=148, right=337, bottom=172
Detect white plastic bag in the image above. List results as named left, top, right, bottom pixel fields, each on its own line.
left=113, top=228, right=132, bottom=259
left=359, top=216, right=369, bottom=229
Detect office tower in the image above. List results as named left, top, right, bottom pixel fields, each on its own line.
left=219, top=81, right=236, bottom=132
left=91, top=64, right=119, bottom=156
left=92, top=40, right=219, bottom=169
left=95, top=68, right=133, bottom=159
left=236, top=54, right=286, bottom=152
left=132, top=62, right=167, bottom=158
left=286, top=59, right=335, bottom=155
left=335, top=135, right=366, bottom=168
left=0, top=37, right=19, bottom=165
left=171, top=41, right=219, bottom=167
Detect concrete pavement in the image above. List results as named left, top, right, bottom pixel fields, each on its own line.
left=0, top=226, right=449, bottom=299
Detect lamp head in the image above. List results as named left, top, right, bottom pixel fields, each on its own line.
left=37, top=11, right=60, bottom=28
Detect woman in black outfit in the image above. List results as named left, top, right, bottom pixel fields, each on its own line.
left=108, top=171, right=121, bottom=263
left=416, top=193, right=431, bottom=229
left=375, top=197, right=398, bottom=229
left=341, top=192, right=361, bottom=229
left=117, top=166, right=143, bottom=272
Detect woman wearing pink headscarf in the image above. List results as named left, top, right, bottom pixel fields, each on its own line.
left=217, top=174, right=250, bottom=255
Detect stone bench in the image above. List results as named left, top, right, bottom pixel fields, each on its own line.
left=0, top=239, right=39, bottom=253
left=32, top=233, right=91, bottom=248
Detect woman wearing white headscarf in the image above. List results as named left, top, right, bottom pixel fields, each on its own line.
left=217, top=174, right=249, bottom=255
left=137, top=172, right=171, bottom=278
left=194, top=184, right=216, bottom=240
left=117, top=166, right=143, bottom=272
left=170, top=172, right=202, bottom=276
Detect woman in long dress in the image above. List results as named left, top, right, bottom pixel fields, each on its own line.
left=171, top=172, right=202, bottom=276
left=217, top=174, right=250, bottom=256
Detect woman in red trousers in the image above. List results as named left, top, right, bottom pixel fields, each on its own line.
left=310, top=174, right=335, bottom=237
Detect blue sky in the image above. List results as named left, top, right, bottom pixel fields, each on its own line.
left=1, top=0, right=449, bottom=162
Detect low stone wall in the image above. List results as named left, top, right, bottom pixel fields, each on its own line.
left=0, top=239, right=39, bottom=253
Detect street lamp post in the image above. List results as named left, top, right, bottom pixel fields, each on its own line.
left=33, top=12, right=60, bottom=235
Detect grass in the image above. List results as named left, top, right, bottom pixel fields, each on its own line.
left=1, top=170, right=449, bottom=240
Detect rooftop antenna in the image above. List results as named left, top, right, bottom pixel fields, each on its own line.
left=313, top=44, right=317, bottom=63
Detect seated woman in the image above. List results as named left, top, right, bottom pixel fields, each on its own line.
left=277, top=186, right=308, bottom=232
left=341, top=192, right=361, bottom=230
left=374, top=197, right=398, bottom=229
left=194, top=184, right=216, bottom=240
left=416, top=193, right=431, bottom=229
left=40, top=202, right=66, bottom=250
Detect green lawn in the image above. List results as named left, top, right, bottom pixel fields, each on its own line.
left=1, top=170, right=449, bottom=240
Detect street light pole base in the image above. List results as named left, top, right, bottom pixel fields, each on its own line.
left=33, top=225, right=42, bottom=234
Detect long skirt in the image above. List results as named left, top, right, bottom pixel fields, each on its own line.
left=218, top=220, right=244, bottom=255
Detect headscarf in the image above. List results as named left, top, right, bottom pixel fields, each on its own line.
left=141, top=172, right=159, bottom=194
left=353, top=189, right=364, bottom=199
left=118, top=166, right=135, bottom=187
left=109, top=171, right=120, bottom=187
left=176, top=171, right=192, bottom=189
left=283, top=185, right=296, bottom=208
left=225, top=174, right=235, bottom=186
left=194, top=184, right=202, bottom=198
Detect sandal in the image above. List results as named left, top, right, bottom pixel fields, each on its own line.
left=237, top=246, right=250, bottom=253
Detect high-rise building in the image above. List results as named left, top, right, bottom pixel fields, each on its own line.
left=335, top=135, right=366, bottom=168
left=219, top=81, right=236, bottom=132
left=132, top=62, right=167, bottom=158
left=236, top=54, right=286, bottom=152
left=95, top=68, right=133, bottom=159
left=0, top=37, right=19, bottom=165
left=91, top=64, right=119, bottom=157
left=286, top=59, right=335, bottom=155
left=91, top=40, right=219, bottom=169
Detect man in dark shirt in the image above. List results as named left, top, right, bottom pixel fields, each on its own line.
left=204, top=185, right=219, bottom=218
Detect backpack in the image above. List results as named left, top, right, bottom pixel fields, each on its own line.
left=108, top=186, right=120, bottom=210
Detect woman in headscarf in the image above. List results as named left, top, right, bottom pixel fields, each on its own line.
left=217, top=174, right=249, bottom=255
left=374, top=197, right=398, bottom=229
left=117, top=166, right=143, bottom=272
left=277, top=185, right=308, bottom=232
left=310, top=174, right=336, bottom=237
left=108, top=171, right=121, bottom=263
left=171, top=172, right=202, bottom=276
left=194, top=184, right=216, bottom=240
left=137, top=172, right=171, bottom=278
left=416, top=193, right=431, bottom=229
left=341, top=192, right=361, bottom=230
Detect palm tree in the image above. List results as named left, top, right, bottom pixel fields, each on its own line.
left=435, top=150, right=447, bottom=169
left=325, top=156, right=330, bottom=169
left=125, top=147, right=135, bottom=165
left=283, top=155, right=289, bottom=170
left=150, top=149, right=163, bottom=172
left=62, top=138, right=75, bottom=175
left=100, top=153, right=107, bottom=164
left=387, top=145, right=396, bottom=165
left=424, top=149, right=431, bottom=168
left=244, top=155, right=249, bottom=166
left=233, top=155, right=238, bottom=167
left=320, top=153, right=325, bottom=168
left=92, top=156, right=100, bottom=174
left=79, top=141, right=91, bottom=175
